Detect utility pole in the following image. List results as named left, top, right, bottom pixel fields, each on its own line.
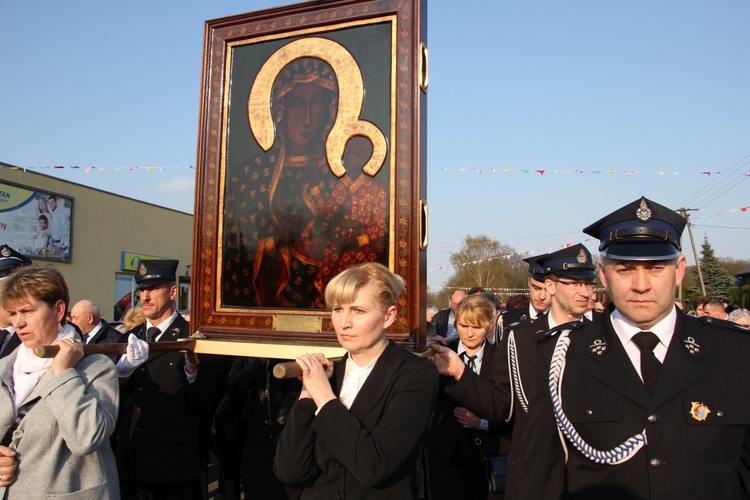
left=679, top=207, right=706, bottom=297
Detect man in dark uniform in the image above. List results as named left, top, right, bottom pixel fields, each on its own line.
left=115, top=260, right=216, bottom=500
left=520, top=196, right=750, bottom=499
left=496, top=243, right=597, bottom=497
left=0, top=245, right=32, bottom=358
left=498, top=254, right=550, bottom=341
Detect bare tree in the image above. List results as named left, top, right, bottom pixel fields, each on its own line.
left=443, top=234, right=527, bottom=298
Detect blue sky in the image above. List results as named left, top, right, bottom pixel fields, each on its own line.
left=2, top=0, right=748, bottom=289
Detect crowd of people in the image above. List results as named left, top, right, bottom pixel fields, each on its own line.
left=686, top=295, right=750, bottom=326
left=2, top=194, right=750, bottom=499
left=422, top=197, right=750, bottom=500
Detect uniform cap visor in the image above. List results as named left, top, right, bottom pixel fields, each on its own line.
left=550, top=269, right=598, bottom=280
left=135, top=277, right=173, bottom=290
left=601, top=242, right=680, bottom=261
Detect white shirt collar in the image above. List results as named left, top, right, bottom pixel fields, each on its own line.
left=147, top=311, right=179, bottom=340
left=611, top=306, right=677, bottom=363
left=456, top=340, right=486, bottom=374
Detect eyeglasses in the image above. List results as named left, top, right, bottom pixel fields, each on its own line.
left=551, top=279, right=597, bottom=291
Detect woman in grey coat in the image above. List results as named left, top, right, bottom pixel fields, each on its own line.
left=0, top=267, right=120, bottom=499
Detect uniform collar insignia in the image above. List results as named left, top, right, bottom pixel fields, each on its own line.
left=636, top=198, right=652, bottom=222
left=589, top=338, right=607, bottom=356
left=684, top=336, right=701, bottom=356
left=689, top=402, right=711, bottom=421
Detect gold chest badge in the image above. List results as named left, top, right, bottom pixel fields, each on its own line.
left=689, top=402, right=711, bottom=422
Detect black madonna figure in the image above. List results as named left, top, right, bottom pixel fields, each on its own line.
left=223, top=58, right=340, bottom=309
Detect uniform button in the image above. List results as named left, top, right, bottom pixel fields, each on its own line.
left=138, top=387, right=143, bottom=391
left=336, top=493, right=343, bottom=500
left=716, top=410, right=724, bottom=418
left=650, top=458, right=661, bottom=468
left=335, top=460, right=343, bottom=468
left=586, top=409, right=593, bottom=416
left=647, top=414, right=658, bottom=423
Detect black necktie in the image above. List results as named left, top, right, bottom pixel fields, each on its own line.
left=147, top=327, right=161, bottom=343
left=461, top=352, right=478, bottom=374
left=0, top=329, right=8, bottom=345
left=632, top=331, right=661, bottom=395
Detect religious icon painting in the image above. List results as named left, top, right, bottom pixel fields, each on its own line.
left=192, top=0, right=428, bottom=347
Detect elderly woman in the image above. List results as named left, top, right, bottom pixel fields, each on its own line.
left=0, top=267, right=119, bottom=498
left=274, top=262, right=438, bottom=498
left=728, top=308, right=750, bottom=327
left=425, top=295, right=506, bottom=499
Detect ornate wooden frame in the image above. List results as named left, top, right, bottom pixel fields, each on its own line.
left=192, top=0, right=428, bottom=348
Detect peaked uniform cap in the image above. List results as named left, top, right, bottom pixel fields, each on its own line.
left=135, top=259, right=179, bottom=289
left=583, top=196, right=686, bottom=261
left=0, top=244, right=32, bottom=279
left=540, top=244, right=597, bottom=280
left=523, top=253, right=549, bottom=283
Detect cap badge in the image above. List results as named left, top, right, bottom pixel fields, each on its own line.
left=576, top=248, right=588, bottom=264
left=636, top=199, right=652, bottom=222
left=589, top=338, right=607, bottom=356
left=689, top=402, right=711, bottom=422
left=684, top=336, right=701, bottom=356
left=1, top=248, right=10, bottom=258
left=138, top=263, right=147, bottom=276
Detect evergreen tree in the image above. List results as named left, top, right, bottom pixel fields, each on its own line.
left=689, top=237, right=733, bottom=300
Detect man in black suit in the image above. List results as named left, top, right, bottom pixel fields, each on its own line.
left=521, top=196, right=750, bottom=499
left=69, top=299, right=122, bottom=360
left=431, top=288, right=467, bottom=344
left=0, top=244, right=32, bottom=359
left=115, top=259, right=215, bottom=500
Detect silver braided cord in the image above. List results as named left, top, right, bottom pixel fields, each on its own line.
left=549, top=329, right=647, bottom=465
left=507, top=330, right=529, bottom=421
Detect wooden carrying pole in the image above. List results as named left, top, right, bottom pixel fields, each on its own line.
left=32, top=337, right=348, bottom=365
left=272, top=357, right=343, bottom=380
left=34, top=339, right=196, bottom=359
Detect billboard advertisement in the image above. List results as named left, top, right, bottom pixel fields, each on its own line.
left=0, top=181, right=73, bottom=262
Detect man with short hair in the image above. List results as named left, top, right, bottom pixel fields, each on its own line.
left=115, top=260, right=215, bottom=500
left=46, top=195, right=69, bottom=249
left=521, top=196, right=750, bottom=499
left=702, top=298, right=727, bottom=320
left=0, top=244, right=32, bottom=358
left=69, top=299, right=123, bottom=360
left=501, top=244, right=597, bottom=495
left=497, top=254, right=551, bottom=341
left=431, top=289, right=467, bottom=344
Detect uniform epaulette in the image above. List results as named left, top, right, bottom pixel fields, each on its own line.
left=698, top=316, right=750, bottom=333
left=538, top=321, right=585, bottom=342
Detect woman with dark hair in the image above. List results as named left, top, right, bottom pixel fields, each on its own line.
left=0, top=267, right=119, bottom=498
left=274, top=262, right=438, bottom=498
